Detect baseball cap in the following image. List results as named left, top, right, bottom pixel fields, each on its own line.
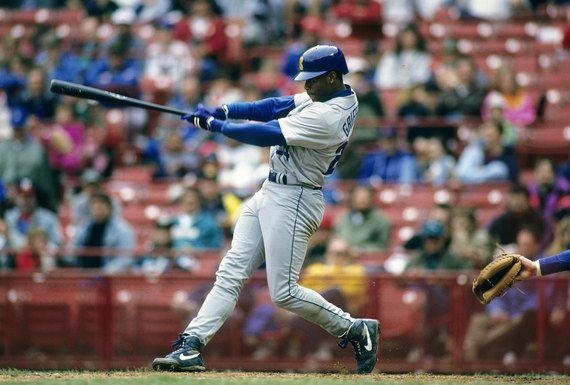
left=111, top=8, right=136, bottom=25
left=81, top=168, right=102, bottom=185
left=420, top=220, right=445, bottom=238
left=154, top=215, right=173, bottom=229
left=18, top=178, right=35, bottom=196
left=487, top=92, right=505, bottom=109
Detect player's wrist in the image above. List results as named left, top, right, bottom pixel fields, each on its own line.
left=208, top=118, right=224, bottom=133
left=534, top=260, right=542, bottom=276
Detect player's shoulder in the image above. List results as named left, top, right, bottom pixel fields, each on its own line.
left=299, top=95, right=357, bottom=114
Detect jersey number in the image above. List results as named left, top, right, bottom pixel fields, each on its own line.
left=325, top=142, right=347, bottom=175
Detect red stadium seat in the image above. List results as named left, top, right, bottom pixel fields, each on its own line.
left=456, top=183, right=510, bottom=209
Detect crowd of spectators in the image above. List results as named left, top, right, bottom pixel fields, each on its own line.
left=1, top=0, right=570, bottom=366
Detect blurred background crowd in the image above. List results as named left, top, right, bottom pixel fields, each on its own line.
left=1, top=0, right=570, bottom=369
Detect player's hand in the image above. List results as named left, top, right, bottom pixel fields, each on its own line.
left=517, top=255, right=539, bottom=280
left=181, top=105, right=215, bottom=131
left=206, top=105, right=228, bottom=120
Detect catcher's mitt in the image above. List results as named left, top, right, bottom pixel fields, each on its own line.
left=472, top=252, right=523, bottom=305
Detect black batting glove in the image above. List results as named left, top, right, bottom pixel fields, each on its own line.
left=181, top=105, right=215, bottom=131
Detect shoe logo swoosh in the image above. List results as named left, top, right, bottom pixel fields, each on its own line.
left=179, top=352, right=200, bottom=361
left=363, top=325, right=373, bottom=352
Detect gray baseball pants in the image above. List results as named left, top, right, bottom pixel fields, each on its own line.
left=183, top=181, right=354, bottom=344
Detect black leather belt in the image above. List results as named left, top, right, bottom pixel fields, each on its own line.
left=268, top=171, right=322, bottom=190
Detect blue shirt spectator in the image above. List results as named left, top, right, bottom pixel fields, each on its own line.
left=358, top=127, right=416, bottom=184
left=456, top=121, right=519, bottom=184
left=171, top=187, right=223, bottom=251
left=84, top=42, right=142, bottom=98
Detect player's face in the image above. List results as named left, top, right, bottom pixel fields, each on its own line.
left=304, top=72, right=333, bottom=102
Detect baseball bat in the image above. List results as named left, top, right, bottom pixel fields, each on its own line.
left=49, top=79, right=189, bottom=116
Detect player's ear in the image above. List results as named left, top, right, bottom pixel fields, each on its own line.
left=328, top=71, right=336, bottom=84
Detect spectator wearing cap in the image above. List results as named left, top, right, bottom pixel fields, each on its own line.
left=102, top=8, right=146, bottom=60
left=333, top=185, right=392, bottom=252
left=406, top=220, right=469, bottom=271
left=4, top=179, right=63, bottom=252
left=357, top=127, right=416, bottom=184
left=70, top=168, right=122, bottom=226
left=70, top=192, right=136, bottom=272
left=0, top=107, right=58, bottom=212
left=15, top=227, right=57, bottom=272
left=405, top=219, right=469, bottom=360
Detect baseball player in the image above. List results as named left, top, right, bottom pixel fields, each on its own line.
left=152, top=45, right=380, bottom=374
left=518, top=249, right=570, bottom=279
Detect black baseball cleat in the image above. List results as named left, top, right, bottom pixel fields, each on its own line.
left=152, top=334, right=206, bottom=372
left=338, top=318, right=380, bottom=374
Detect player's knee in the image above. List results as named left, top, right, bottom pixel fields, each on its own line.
left=272, top=293, right=295, bottom=309
left=214, top=273, right=245, bottom=299
left=270, top=284, right=303, bottom=309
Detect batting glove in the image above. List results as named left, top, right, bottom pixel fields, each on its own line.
left=181, top=109, right=214, bottom=131
left=206, top=105, right=228, bottom=120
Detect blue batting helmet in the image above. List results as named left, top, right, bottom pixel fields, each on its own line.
left=294, top=45, right=349, bottom=81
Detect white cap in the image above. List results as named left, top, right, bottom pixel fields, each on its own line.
left=487, top=91, right=505, bottom=108
left=111, top=8, right=137, bottom=25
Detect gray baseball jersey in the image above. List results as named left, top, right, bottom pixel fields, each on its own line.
left=184, top=88, right=359, bottom=344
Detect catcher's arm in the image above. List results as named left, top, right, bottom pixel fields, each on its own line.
left=520, top=249, right=570, bottom=277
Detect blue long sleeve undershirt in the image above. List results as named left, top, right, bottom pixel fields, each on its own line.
left=540, top=249, right=570, bottom=276
left=226, top=96, right=296, bottom=122
left=207, top=95, right=295, bottom=146
left=210, top=119, right=286, bottom=147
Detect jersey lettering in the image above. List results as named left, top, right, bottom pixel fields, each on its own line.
left=342, top=106, right=359, bottom=137
left=325, top=141, right=348, bottom=175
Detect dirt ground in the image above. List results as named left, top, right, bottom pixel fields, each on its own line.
left=1, top=371, right=569, bottom=384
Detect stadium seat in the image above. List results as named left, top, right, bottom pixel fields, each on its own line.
left=375, top=281, right=423, bottom=341
left=456, top=183, right=509, bottom=208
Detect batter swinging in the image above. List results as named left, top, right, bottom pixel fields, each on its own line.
left=152, top=44, right=380, bottom=374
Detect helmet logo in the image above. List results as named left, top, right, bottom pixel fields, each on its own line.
left=299, top=56, right=304, bottom=71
